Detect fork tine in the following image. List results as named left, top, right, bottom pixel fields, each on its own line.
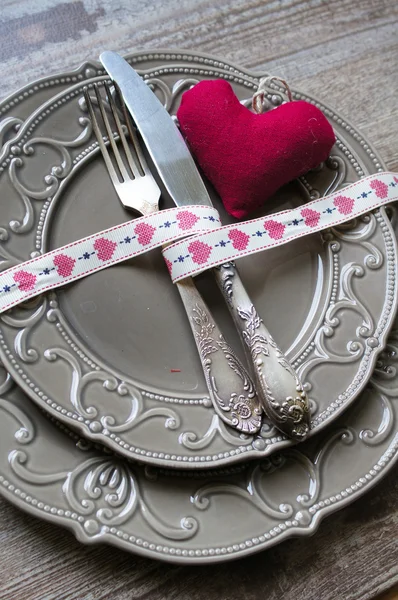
left=84, top=87, right=121, bottom=186
left=92, top=84, right=130, bottom=182
left=115, top=82, right=148, bottom=178
left=104, top=82, right=144, bottom=178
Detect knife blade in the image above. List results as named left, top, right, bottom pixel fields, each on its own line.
left=100, top=50, right=310, bottom=441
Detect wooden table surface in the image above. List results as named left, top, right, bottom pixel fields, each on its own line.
left=0, top=1, right=397, bottom=599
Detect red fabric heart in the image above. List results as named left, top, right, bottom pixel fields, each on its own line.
left=177, top=80, right=336, bottom=219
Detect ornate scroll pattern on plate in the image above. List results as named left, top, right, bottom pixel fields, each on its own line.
left=147, top=77, right=200, bottom=112
left=0, top=367, right=197, bottom=542
left=8, top=451, right=198, bottom=540
left=192, top=426, right=355, bottom=525
left=43, top=345, right=180, bottom=433
left=1, top=296, right=48, bottom=363
left=359, top=327, right=398, bottom=446
left=0, top=117, right=24, bottom=160
left=0, top=64, right=396, bottom=468
left=0, top=363, right=35, bottom=444
left=294, top=208, right=392, bottom=429
left=7, top=118, right=92, bottom=235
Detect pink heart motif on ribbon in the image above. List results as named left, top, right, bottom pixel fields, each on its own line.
left=163, top=172, right=398, bottom=282
left=228, top=229, right=250, bottom=250
left=188, top=240, right=212, bottom=264
left=176, top=210, right=200, bottom=230
left=13, top=270, right=36, bottom=292
left=333, top=195, right=355, bottom=215
left=264, top=219, right=285, bottom=240
left=135, top=223, right=156, bottom=246
left=94, top=237, right=117, bottom=261
left=53, top=254, right=76, bottom=277
left=370, top=179, right=389, bottom=199
left=0, top=205, right=219, bottom=314
left=301, top=208, right=321, bottom=228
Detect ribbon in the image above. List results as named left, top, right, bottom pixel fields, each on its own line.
left=0, top=205, right=220, bottom=313
left=0, top=172, right=396, bottom=314
left=163, top=172, right=398, bottom=281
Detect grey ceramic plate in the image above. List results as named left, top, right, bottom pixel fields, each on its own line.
left=0, top=53, right=396, bottom=469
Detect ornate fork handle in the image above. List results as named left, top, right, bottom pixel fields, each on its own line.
left=176, top=278, right=263, bottom=434
left=213, top=263, right=310, bottom=441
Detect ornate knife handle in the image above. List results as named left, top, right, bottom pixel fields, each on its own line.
left=212, top=263, right=310, bottom=441
left=176, top=277, right=263, bottom=434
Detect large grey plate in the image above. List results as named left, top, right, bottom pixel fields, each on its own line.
left=0, top=52, right=396, bottom=469
left=0, top=50, right=397, bottom=565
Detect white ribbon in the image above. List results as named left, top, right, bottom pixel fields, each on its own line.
left=0, top=172, right=396, bottom=313
left=163, top=172, right=398, bottom=281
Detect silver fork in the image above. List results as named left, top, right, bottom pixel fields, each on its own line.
left=84, top=82, right=263, bottom=435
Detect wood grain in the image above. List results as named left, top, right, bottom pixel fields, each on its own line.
left=0, top=1, right=397, bottom=598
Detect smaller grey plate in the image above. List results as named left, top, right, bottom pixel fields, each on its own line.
left=0, top=52, right=397, bottom=469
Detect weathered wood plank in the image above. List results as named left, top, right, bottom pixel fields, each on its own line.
left=0, top=1, right=397, bottom=598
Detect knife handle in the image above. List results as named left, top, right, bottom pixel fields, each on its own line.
left=176, top=277, right=263, bottom=435
left=212, top=262, right=310, bottom=441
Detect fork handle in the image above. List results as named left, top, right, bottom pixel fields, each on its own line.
left=212, top=262, right=310, bottom=441
left=176, top=277, right=263, bottom=434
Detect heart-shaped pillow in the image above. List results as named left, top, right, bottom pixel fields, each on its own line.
left=177, top=80, right=336, bottom=219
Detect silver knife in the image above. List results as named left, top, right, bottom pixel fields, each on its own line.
left=100, top=51, right=310, bottom=441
